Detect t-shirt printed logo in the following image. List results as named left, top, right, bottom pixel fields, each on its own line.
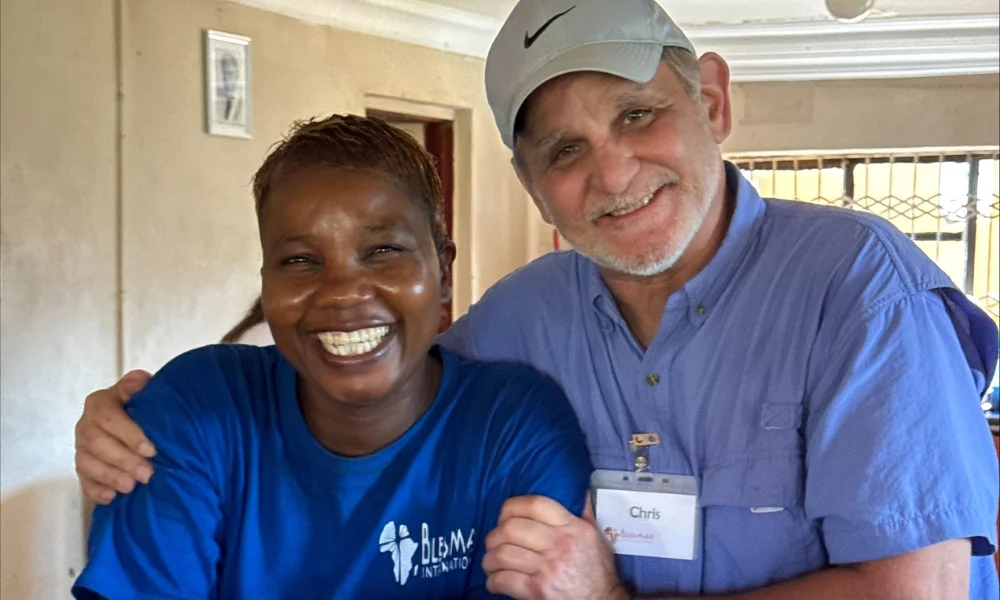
left=603, top=526, right=621, bottom=546
left=379, top=521, right=419, bottom=586
left=378, top=519, right=476, bottom=585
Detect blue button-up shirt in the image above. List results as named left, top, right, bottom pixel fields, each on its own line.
left=439, top=162, right=999, bottom=598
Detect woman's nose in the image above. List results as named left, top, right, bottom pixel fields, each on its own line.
left=313, top=266, right=375, bottom=309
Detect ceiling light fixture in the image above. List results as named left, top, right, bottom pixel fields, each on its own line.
left=825, top=0, right=875, bottom=23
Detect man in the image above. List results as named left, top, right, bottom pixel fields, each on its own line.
left=74, top=0, right=999, bottom=598
left=216, top=50, right=243, bottom=123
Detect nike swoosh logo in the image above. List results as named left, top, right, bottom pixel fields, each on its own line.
left=523, top=6, right=576, bottom=49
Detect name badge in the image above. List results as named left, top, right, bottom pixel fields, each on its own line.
left=591, top=469, right=699, bottom=560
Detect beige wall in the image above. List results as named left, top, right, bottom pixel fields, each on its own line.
left=2, top=0, right=998, bottom=597
left=1, top=0, right=119, bottom=596
left=725, top=75, right=1000, bottom=154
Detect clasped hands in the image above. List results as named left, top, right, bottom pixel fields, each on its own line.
left=483, top=495, right=630, bottom=600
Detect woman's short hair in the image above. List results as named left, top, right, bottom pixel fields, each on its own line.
left=252, top=114, right=450, bottom=254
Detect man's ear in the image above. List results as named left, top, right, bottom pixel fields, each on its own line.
left=697, top=52, right=733, bottom=144
left=512, top=155, right=554, bottom=226
left=437, top=241, right=457, bottom=303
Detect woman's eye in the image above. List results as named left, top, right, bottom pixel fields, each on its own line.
left=281, top=255, right=315, bottom=266
left=367, top=246, right=404, bottom=258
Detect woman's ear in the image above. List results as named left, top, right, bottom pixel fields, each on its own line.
left=437, top=241, right=457, bottom=303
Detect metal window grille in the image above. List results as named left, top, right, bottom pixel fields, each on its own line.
left=730, top=152, right=1000, bottom=323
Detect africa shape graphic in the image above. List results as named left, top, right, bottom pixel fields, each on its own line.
left=379, top=521, right=419, bottom=585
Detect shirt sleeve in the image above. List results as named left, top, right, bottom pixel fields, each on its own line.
left=803, top=289, right=999, bottom=565
left=501, top=378, right=593, bottom=515
left=437, top=311, right=481, bottom=361
left=463, top=376, right=594, bottom=598
left=72, top=355, right=228, bottom=600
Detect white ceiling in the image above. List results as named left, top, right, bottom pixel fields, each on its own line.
left=426, top=0, right=1000, bottom=25
left=234, top=0, right=1000, bottom=80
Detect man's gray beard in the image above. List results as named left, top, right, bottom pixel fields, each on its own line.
left=585, top=206, right=705, bottom=276
left=582, top=178, right=717, bottom=277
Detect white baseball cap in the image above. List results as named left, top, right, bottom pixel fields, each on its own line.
left=485, top=0, right=696, bottom=149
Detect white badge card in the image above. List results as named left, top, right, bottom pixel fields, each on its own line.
left=591, top=469, right=699, bottom=561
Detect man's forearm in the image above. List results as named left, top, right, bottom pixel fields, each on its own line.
left=637, top=539, right=970, bottom=600
left=649, top=565, right=902, bottom=600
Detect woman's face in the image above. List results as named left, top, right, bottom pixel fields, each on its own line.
left=259, top=165, right=453, bottom=408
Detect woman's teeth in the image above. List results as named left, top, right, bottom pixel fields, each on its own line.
left=607, top=193, right=653, bottom=217
left=317, top=326, right=390, bottom=357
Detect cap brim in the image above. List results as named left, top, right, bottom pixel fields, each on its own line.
left=505, top=42, right=664, bottom=149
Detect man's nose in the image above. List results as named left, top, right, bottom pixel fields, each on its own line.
left=589, top=139, right=639, bottom=196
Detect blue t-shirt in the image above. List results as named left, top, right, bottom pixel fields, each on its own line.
left=73, top=345, right=592, bottom=599
left=440, top=162, right=1000, bottom=598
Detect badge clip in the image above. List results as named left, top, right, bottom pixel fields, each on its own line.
left=628, top=433, right=659, bottom=473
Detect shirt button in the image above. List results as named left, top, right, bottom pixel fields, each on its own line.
left=696, top=305, right=706, bottom=315
left=646, top=372, right=661, bottom=386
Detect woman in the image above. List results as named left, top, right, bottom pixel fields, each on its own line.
left=73, top=115, right=591, bottom=599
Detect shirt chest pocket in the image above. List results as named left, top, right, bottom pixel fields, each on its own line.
left=696, top=403, right=826, bottom=591
left=700, top=401, right=806, bottom=505
left=700, top=454, right=804, bottom=510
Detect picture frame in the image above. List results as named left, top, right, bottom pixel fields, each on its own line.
left=204, top=30, right=252, bottom=139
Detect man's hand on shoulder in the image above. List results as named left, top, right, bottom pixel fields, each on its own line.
left=75, top=370, right=156, bottom=504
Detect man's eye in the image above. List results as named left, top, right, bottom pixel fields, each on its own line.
left=624, top=109, right=650, bottom=124
left=552, top=145, right=578, bottom=164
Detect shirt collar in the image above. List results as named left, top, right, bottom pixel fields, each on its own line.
left=584, top=161, right=767, bottom=327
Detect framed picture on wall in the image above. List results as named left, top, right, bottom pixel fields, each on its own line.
left=204, top=30, right=252, bottom=138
